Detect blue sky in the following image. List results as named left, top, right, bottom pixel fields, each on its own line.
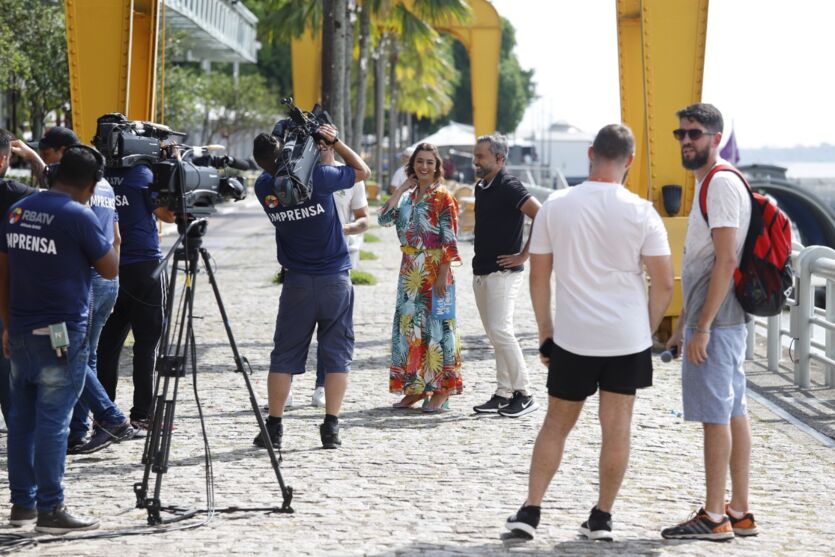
left=490, top=0, right=835, bottom=148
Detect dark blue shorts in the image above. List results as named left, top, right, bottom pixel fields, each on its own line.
left=270, top=270, right=354, bottom=374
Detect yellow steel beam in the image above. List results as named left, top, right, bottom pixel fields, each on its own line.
left=65, top=0, right=160, bottom=143
left=291, top=27, right=323, bottom=110
left=617, top=0, right=709, bottom=320
left=289, top=0, right=500, bottom=137
left=65, top=0, right=133, bottom=143
left=128, top=0, right=161, bottom=122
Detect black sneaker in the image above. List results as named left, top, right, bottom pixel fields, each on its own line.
left=502, top=504, right=540, bottom=544
left=498, top=392, right=539, bottom=418
left=34, top=505, right=100, bottom=535
left=253, top=420, right=283, bottom=449
left=66, top=436, right=89, bottom=455
left=320, top=421, right=341, bottom=449
left=579, top=506, right=613, bottom=541
left=9, top=505, right=37, bottom=526
left=473, top=394, right=511, bottom=414
left=74, top=421, right=136, bottom=455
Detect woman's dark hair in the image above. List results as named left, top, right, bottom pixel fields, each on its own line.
left=406, top=142, right=443, bottom=182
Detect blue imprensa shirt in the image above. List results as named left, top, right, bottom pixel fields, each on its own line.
left=254, top=164, right=356, bottom=275
left=90, top=178, right=118, bottom=245
left=0, top=191, right=111, bottom=334
left=105, top=165, right=161, bottom=265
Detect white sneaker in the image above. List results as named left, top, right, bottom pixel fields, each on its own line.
left=285, top=388, right=295, bottom=409
left=311, top=386, right=326, bottom=407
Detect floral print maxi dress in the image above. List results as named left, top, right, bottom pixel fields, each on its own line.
left=378, top=183, right=463, bottom=396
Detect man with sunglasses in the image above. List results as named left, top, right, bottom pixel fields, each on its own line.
left=661, top=103, right=758, bottom=541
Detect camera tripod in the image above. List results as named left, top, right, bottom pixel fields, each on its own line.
left=133, top=217, right=293, bottom=525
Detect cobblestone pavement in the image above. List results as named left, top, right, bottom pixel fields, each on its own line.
left=1, top=199, right=833, bottom=556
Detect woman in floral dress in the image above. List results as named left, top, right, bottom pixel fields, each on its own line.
left=378, top=143, right=463, bottom=412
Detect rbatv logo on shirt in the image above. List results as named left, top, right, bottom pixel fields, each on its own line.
left=264, top=195, right=280, bottom=209
left=8, top=207, right=22, bottom=224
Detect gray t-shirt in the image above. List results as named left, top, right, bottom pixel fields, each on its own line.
left=681, top=165, right=752, bottom=328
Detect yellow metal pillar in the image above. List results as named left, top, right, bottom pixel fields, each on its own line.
left=65, top=0, right=160, bottom=144
left=291, top=28, right=323, bottom=110
left=617, top=0, right=709, bottom=321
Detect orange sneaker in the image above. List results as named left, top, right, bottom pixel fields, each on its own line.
left=725, top=504, right=759, bottom=537
left=661, top=508, right=734, bottom=541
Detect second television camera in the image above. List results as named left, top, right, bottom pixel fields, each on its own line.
left=269, top=97, right=334, bottom=207
left=92, top=113, right=247, bottom=215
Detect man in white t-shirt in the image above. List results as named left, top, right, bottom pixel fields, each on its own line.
left=661, top=104, right=756, bottom=541
left=503, top=124, right=674, bottom=544
left=388, top=147, right=413, bottom=194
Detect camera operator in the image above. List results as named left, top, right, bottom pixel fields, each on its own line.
left=0, top=129, right=38, bottom=424
left=0, top=146, right=117, bottom=533
left=35, top=128, right=136, bottom=453
left=252, top=124, right=370, bottom=450
left=96, top=155, right=175, bottom=435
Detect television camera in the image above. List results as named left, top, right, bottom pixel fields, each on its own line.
left=268, top=97, right=334, bottom=207
left=92, top=113, right=247, bottom=215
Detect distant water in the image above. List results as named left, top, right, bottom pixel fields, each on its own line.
left=779, top=162, right=835, bottom=179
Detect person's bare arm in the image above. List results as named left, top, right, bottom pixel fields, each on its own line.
left=688, top=226, right=738, bottom=364
left=112, top=221, right=121, bottom=259
left=93, top=247, right=119, bottom=280
left=530, top=253, right=554, bottom=365
left=642, top=254, right=675, bottom=333
left=153, top=206, right=176, bottom=224
left=498, top=196, right=542, bottom=269
left=10, top=140, right=46, bottom=182
left=344, top=206, right=369, bottom=236
left=319, top=124, right=371, bottom=182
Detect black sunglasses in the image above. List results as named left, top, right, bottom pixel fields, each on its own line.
left=673, top=128, right=715, bottom=141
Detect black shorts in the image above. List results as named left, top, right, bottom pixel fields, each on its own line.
left=546, top=343, right=653, bottom=401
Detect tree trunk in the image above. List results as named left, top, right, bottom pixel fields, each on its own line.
left=373, top=36, right=386, bottom=190
left=322, top=0, right=346, bottom=132
left=387, top=40, right=400, bottom=190
left=352, top=2, right=371, bottom=153
left=343, top=1, right=355, bottom=149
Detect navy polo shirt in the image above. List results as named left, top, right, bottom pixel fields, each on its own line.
left=105, top=165, right=161, bottom=265
left=0, top=191, right=111, bottom=334
left=254, top=164, right=356, bottom=275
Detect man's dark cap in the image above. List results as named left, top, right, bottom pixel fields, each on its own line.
left=39, top=127, right=80, bottom=150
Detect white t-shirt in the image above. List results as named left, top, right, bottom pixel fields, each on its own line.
left=333, top=180, right=368, bottom=253
left=529, top=181, right=671, bottom=356
left=681, top=162, right=751, bottom=327
left=390, top=165, right=408, bottom=189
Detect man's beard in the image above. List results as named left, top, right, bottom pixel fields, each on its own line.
left=474, top=165, right=489, bottom=179
left=681, top=146, right=710, bottom=170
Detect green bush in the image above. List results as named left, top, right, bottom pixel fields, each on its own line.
left=364, top=232, right=380, bottom=243
left=350, top=270, right=377, bottom=285
left=359, top=250, right=378, bottom=261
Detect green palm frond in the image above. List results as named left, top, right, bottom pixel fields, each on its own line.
left=410, top=0, right=472, bottom=27
left=259, top=0, right=324, bottom=43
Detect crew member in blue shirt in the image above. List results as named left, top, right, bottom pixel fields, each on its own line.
left=0, top=146, right=118, bottom=533
left=251, top=124, right=370, bottom=450
left=35, top=128, right=136, bottom=454
left=96, top=161, right=175, bottom=434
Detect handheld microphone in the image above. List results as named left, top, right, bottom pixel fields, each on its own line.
left=660, top=345, right=679, bottom=363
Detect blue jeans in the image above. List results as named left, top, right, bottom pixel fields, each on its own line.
left=0, top=320, right=9, bottom=421
left=7, top=329, right=88, bottom=511
left=70, top=277, right=124, bottom=442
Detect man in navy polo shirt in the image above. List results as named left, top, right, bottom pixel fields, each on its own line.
left=0, top=146, right=118, bottom=533
left=35, top=129, right=135, bottom=454
left=96, top=161, right=175, bottom=434
left=251, top=124, right=370, bottom=449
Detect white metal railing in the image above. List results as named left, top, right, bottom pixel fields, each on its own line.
left=751, top=242, right=835, bottom=388
left=165, top=0, right=259, bottom=63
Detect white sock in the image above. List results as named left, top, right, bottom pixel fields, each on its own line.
left=727, top=506, right=746, bottom=519
left=705, top=510, right=724, bottom=523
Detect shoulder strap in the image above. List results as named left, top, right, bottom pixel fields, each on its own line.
left=698, top=164, right=752, bottom=224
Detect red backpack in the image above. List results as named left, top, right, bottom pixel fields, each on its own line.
left=699, top=164, right=794, bottom=316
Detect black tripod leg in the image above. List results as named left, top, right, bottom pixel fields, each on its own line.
left=199, top=247, right=293, bottom=513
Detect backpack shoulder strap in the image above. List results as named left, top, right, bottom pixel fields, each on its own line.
left=698, top=164, right=751, bottom=224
